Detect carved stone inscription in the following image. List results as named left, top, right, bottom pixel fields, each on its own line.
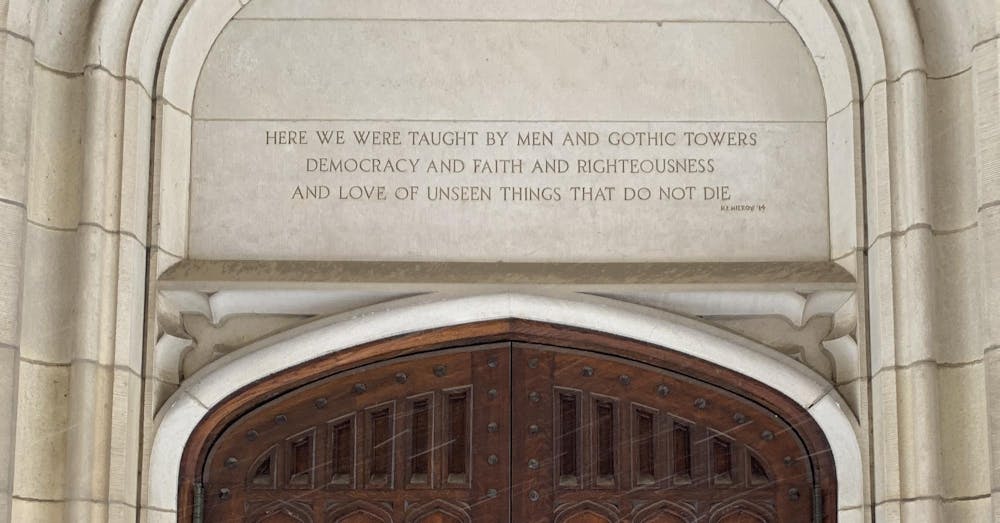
left=190, top=120, right=827, bottom=262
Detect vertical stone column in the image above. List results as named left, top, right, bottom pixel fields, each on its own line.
left=971, top=7, right=1000, bottom=521
left=2, top=1, right=148, bottom=521
left=0, top=3, right=34, bottom=521
left=866, top=1, right=944, bottom=521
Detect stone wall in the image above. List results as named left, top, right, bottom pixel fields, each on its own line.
left=0, top=0, right=997, bottom=522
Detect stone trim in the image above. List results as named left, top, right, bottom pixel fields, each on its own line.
left=158, top=260, right=856, bottom=289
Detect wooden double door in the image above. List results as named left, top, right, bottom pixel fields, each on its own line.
left=199, top=342, right=825, bottom=522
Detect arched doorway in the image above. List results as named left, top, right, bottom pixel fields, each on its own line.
left=178, top=320, right=836, bottom=522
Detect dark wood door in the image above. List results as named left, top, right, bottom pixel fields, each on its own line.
left=199, top=342, right=819, bottom=522
left=510, top=343, right=812, bottom=522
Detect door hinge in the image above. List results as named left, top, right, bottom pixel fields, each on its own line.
left=193, top=481, right=205, bottom=523
left=813, top=483, right=823, bottom=523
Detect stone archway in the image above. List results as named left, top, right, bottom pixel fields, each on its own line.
left=183, top=324, right=835, bottom=522
left=148, top=293, right=862, bottom=521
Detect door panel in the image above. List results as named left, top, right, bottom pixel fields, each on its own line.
left=509, top=343, right=811, bottom=522
left=200, top=341, right=820, bottom=522
left=202, top=344, right=510, bottom=522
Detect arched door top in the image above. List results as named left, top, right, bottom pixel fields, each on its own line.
left=148, top=293, right=862, bottom=520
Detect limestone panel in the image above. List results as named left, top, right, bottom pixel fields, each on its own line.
left=27, top=68, right=84, bottom=230
left=867, top=238, right=896, bottom=372
left=981, top=205, right=1000, bottom=348
left=893, top=364, right=943, bottom=500
left=77, top=70, right=129, bottom=235
left=11, top=361, right=69, bottom=500
left=863, top=81, right=892, bottom=240
left=898, top=498, right=944, bottom=523
left=928, top=72, right=979, bottom=231
left=778, top=0, right=855, bottom=114
left=973, top=39, right=1000, bottom=206
left=0, top=204, right=25, bottom=348
left=18, top=225, right=78, bottom=364
left=63, top=361, right=114, bottom=501
left=0, top=347, right=16, bottom=515
left=120, top=82, right=153, bottom=247
left=187, top=1, right=831, bottom=263
left=937, top=364, right=991, bottom=498
left=195, top=19, right=823, bottom=121
left=886, top=72, right=933, bottom=230
left=63, top=499, right=109, bottom=523
left=827, top=100, right=862, bottom=259
left=10, top=498, right=64, bottom=523
left=1, top=1, right=38, bottom=37
left=932, top=229, right=985, bottom=364
left=113, top=238, right=148, bottom=372
left=107, top=369, right=143, bottom=507
left=30, top=0, right=93, bottom=73
left=72, top=225, right=132, bottom=365
left=912, top=0, right=975, bottom=76
left=886, top=231, right=936, bottom=366
left=0, top=33, right=33, bottom=205
left=986, top=348, right=1000, bottom=494
left=941, top=497, right=994, bottom=523
left=870, top=369, right=901, bottom=503
left=152, top=103, right=191, bottom=259
left=189, top=120, right=829, bottom=262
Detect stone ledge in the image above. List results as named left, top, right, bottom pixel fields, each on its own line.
left=158, top=259, right=856, bottom=290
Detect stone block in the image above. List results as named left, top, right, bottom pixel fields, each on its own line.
left=937, top=364, right=991, bottom=498
left=927, top=72, right=979, bottom=231
left=0, top=33, right=33, bottom=205
left=912, top=0, right=974, bottom=77
left=941, top=497, right=994, bottom=523
left=779, top=0, right=856, bottom=115
left=0, top=347, right=17, bottom=502
left=0, top=204, right=26, bottom=348
left=27, top=68, right=85, bottom=230
left=152, top=103, right=191, bottom=259
left=10, top=498, right=64, bottom=523
left=119, top=81, right=153, bottom=247
left=18, top=225, right=79, bottom=364
left=827, top=100, right=862, bottom=258
left=932, top=230, right=985, bottom=363
left=11, top=361, right=69, bottom=500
